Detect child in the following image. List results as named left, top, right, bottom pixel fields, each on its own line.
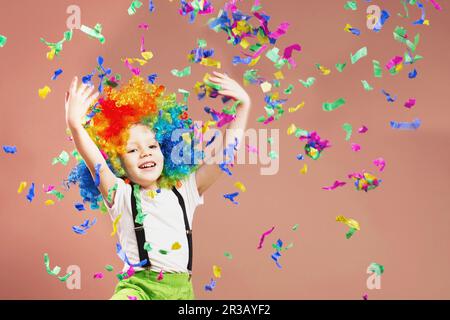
left=65, top=71, right=251, bottom=300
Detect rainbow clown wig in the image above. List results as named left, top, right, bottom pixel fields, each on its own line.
left=68, top=76, right=200, bottom=209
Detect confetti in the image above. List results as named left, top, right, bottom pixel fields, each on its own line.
left=296, top=154, right=304, bottom=160
left=300, top=164, right=308, bottom=174
left=348, top=171, right=381, bottom=192
left=171, top=242, right=181, bottom=250
left=361, top=80, right=373, bottom=91
left=234, top=181, right=246, bottom=192
left=0, top=35, right=7, bottom=47
left=292, top=224, right=299, bottom=231
left=257, top=226, right=275, bottom=249
left=344, top=1, right=357, bottom=10
left=105, top=265, right=114, bottom=272
left=72, top=218, right=97, bottom=235
left=171, top=66, right=191, bottom=78
left=351, top=47, right=368, bottom=64
left=224, top=252, right=233, bottom=260
left=144, top=242, right=152, bottom=252
left=156, top=270, right=164, bottom=281
left=335, top=63, right=347, bottom=72
left=204, top=278, right=216, bottom=291
left=51, top=69, right=63, bottom=80
left=111, top=213, right=122, bottom=237
left=358, top=125, right=368, bottom=134
left=26, top=183, right=35, bottom=202
left=404, top=98, right=416, bottom=109
left=373, top=157, right=386, bottom=172
left=298, top=77, right=315, bottom=88
left=288, top=102, right=305, bottom=113
left=363, top=293, right=369, bottom=300
left=93, top=273, right=104, bottom=279
left=322, top=98, right=346, bottom=112
left=368, top=262, right=385, bottom=276
left=346, top=227, right=358, bottom=239
left=52, top=151, right=70, bottom=166
left=373, top=60, right=382, bottom=78
left=408, top=68, right=418, bottom=79
left=74, top=203, right=85, bottom=211
left=343, top=123, right=353, bottom=141
left=223, top=192, right=239, bottom=204
left=128, top=0, right=143, bottom=15
left=316, top=64, right=331, bottom=75
left=213, top=265, right=222, bottom=278
left=390, top=118, right=421, bottom=130
left=45, top=200, right=55, bottom=206
left=322, top=180, right=346, bottom=191
left=94, top=163, right=101, bottom=187
left=38, top=86, right=51, bottom=99
left=18, top=182, right=27, bottom=194
left=127, top=295, right=138, bottom=300
left=80, top=23, right=105, bottom=44
left=381, top=89, right=397, bottom=102
left=44, top=253, right=74, bottom=282
left=2, top=145, right=17, bottom=154
left=351, top=143, right=361, bottom=152
left=336, top=215, right=360, bottom=230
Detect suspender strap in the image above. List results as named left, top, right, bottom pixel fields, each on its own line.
left=131, top=184, right=151, bottom=268
left=172, top=187, right=193, bottom=273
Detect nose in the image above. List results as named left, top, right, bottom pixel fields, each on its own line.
left=140, top=149, right=152, bottom=158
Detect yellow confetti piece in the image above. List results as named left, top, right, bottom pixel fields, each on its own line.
left=344, top=23, right=353, bottom=32
left=287, top=124, right=297, bottom=136
left=202, top=120, right=216, bottom=134
left=141, top=51, right=153, bottom=60
left=336, top=215, right=360, bottom=230
left=147, top=190, right=156, bottom=199
left=171, top=242, right=181, bottom=250
left=38, top=86, right=51, bottom=99
left=274, top=71, right=284, bottom=80
left=46, top=49, right=56, bottom=61
left=309, top=147, right=318, bottom=158
left=234, top=181, right=246, bottom=192
left=318, top=65, right=331, bottom=75
left=110, top=213, right=123, bottom=237
left=18, top=181, right=27, bottom=194
left=200, top=58, right=221, bottom=68
left=240, top=39, right=250, bottom=49
left=45, top=200, right=55, bottom=206
left=300, top=164, right=308, bottom=174
left=424, top=20, right=430, bottom=26
left=288, top=101, right=305, bottom=113
left=213, top=265, right=222, bottom=278
left=260, top=81, right=272, bottom=93
left=395, top=63, right=403, bottom=72
left=182, top=132, right=192, bottom=144
left=248, top=56, right=261, bottom=67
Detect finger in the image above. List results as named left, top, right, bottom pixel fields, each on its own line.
left=218, top=90, right=235, bottom=97
left=212, top=71, right=226, bottom=78
left=70, top=76, right=78, bottom=94
left=86, top=91, right=100, bottom=106
left=208, top=76, right=225, bottom=83
left=79, top=83, right=93, bottom=96
left=81, top=84, right=96, bottom=98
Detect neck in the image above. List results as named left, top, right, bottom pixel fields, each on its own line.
left=140, top=181, right=159, bottom=192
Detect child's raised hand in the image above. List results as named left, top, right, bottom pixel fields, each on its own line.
left=209, top=71, right=251, bottom=107
left=65, top=76, right=99, bottom=130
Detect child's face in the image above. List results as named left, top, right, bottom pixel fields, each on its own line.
left=120, top=124, right=164, bottom=188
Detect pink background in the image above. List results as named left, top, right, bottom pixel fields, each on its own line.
left=0, top=0, right=449, bottom=299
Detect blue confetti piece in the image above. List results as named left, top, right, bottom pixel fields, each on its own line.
left=408, top=69, right=417, bottom=79
left=381, top=89, right=397, bottom=103
left=204, top=278, right=216, bottom=291
left=149, top=0, right=155, bottom=12
left=72, top=218, right=97, bottom=235
left=116, top=243, right=148, bottom=267
left=26, top=183, right=35, bottom=202
left=219, top=163, right=233, bottom=176
left=51, top=69, right=63, bottom=80
left=74, top=203, right=86, bottom=211
left=271, top=251, right=282, bottom=269
left=147, top=73, right=158, bottom=84
left=2, top=145, right=17, bottom=154
left=349, top=28, right=361, bottom=36
left=232, top=56, right=252, bottom=65
left=94, top=163, right=101, bottom=187
left=390, top=118, right=421, bottom=130
left=224, top=192, right=239, bottom=205
left=296, top=154, right=304, bottom=160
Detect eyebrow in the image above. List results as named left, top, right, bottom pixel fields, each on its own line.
left=127, top=139, right=157, bottom=146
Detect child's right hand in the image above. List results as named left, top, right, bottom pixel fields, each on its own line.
left=65, top=76, right=99, bottom=130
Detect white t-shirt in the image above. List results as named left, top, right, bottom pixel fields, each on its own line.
left=106, top=172, right=204, bottom=273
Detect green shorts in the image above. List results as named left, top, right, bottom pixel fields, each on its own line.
left=110, top=269, right=195, bottom=300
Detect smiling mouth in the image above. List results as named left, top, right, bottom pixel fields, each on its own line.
left=138, top=161, right=157, bottom=169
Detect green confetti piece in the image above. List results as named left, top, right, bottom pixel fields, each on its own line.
left=48, top=190, right=65, bottom=200
left=159, top=250, right=168, bottom=255
left=268, top=151, right=278, bottom=159
left=299, top=77, right=315, bottom=88
left=322, top=98, right=346, bottom=112
left=133, top=184, right=147, bottom=224
left=100, top=201, right=107, bottom=214
left=44, top=253, right=61, bottom=276
left=284, top=243, right=294, bottom=250
left=58, top=271, right=74, bottom=282
left=178, top=89, right=190, bottom=104
left=107, top=183, right=118, bottom=203
left=343, top=123, right=353, bottom=141
left=243, top=69, right=259, bottom=84
left=273, top=79, right=281, bottom=88
left=223, top=100, right=241, bottom=115
left=335, top=63, right=347, bottom=72
left=80, top=23, right=105, bottom=44
left=251, top=5, right=262, bottom=12
left=197, top=39, right=207, bottom=48
left=274, top=58, right=288, bottom=70
left=292, top=224, right=299, bottom=231
left=128, top=0, right=143, bottom=15
left=52, top=151, right=70, bottom=166
left=346, top=227, right=357, bottom=239
left=144, top=242, right=152, bottom=252
left=361, top=80, right=373, bottom=91
left=105, top=265, right=114, bottom=272
left=256, top=116, right=266, bottom=123
left=224, top=252, right=233, bottom=259
left=351, top=47, right=367, bottom=64
left=294, top=128, right=309, bottom=138
left=64, top=30, right=73, bottom=41
left=398, top=0, right=409, bottom=18
left=171, top=66, right=191, bottom=78
left=344, top=1, right=357, bottom=10
left=373, top=60, right=382, bottom=78
left=268, top=138, right=273, bottom=145
left=71, top=150, right=83, bottom=162
left=368, top=263, right=385, bottom=276
left=0, top=35, right=7, bottom=47
left=284, top=84, right=294, bottom=95
left=266, top=47, right=280, bottom=63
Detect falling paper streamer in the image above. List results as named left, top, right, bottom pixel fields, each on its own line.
left=171, top=66, right=191, bottom=78
left=80, top=23, right=105, bottom=44
left=18, top=182, right=27, bottom=194
left=224, top=192, right=239, bottom=204
left=390, top=118, right=421, bottom=130
left=361, top=80, right=373, bottom=91
left=351, top=47, right=367, bottom=64
left=343, top=123, right=353, bottom=141
left=368, top=262, right=385, bottom=276
left=204, top=278, right=216, bottom=291
left=72, top=218, right=97, bottom=235
left=322, top=98, right=346, bottom=111
left=299, top=77, right=315, bottom=88
left=224, top=252, right=233, bottom=260
left=52, top=151, right=70, bottom=166
left=373, top=157, right=386, bottom=172
left=351, top=143, right=361, bottom=152
left=3, top=145, right=17, bottom=154
left=44, top=253, right=74, bottom=282
left=257, top=226, right=275, bottom=249
left=404, top=98, right=416, bottom=109
left=26, top=183, right=35, bottom=202
left=111, top=213, right=123, bottom=237
left=38, top=86, right=51, bottom=99
left=288, top=102, right=305, bottom=113
left=128, top=0, right=143, bottom=15
left=358, top=125, right=368, bottom=133
left=234, top=181, right=246, bottom=192
left=322, top=180, right=346, bottom=191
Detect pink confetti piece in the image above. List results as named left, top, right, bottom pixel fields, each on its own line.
left=246, top=144, right=259, bottom=154
left=138, top=23, right=149, bottom=30
left=404, top=98, right=416, bottom=109
left=43, top=185, right=55, bottom=193
left=263, top=116, right=274, bottom=125
left=127, top=295, right=137, bottom=300
left=385, top=56, right=403, bottom=70
left=93, top=272, right=104, bottom=279
left=373, top=157, right=386, bottom=172
left=363, top=293, right=368, bottom=300
left=282, top=43, right=302, bottom=68
left=257, top=226, right=275, bottom=249
left=157, top=270, right=164, bottom=281
left=124, top=60, right=140, bottom=76
left=428, top=0, right=442, bottom=10
left=140, top=35, right=145, bottom=53
left=358, top=125, right=368, bottom=134
left=322, top=180, right=346, bottom=190
left=351, top=143, right=361, bottom=152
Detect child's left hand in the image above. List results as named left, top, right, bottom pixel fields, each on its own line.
left=208, top=71, right=251, bottom=108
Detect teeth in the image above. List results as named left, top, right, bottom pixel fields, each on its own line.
left=140, top=162, right=156, bottom=169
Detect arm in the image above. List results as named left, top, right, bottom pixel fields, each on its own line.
left=196, top=71, right=252, bottom=196
left=65, top=76, right=118, bottom=207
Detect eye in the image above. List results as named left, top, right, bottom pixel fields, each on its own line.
left=149, top=145, right=158, bottom=149
left=127, top=149, right=137, bottom=154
